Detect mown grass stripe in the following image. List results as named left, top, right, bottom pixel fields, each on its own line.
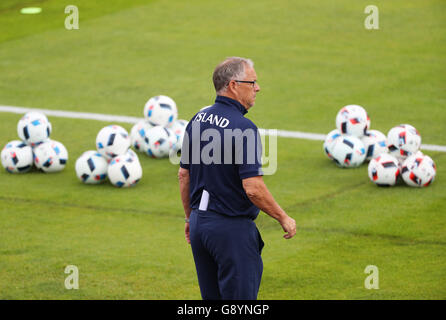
left=2, top=105, right=446, bottom=152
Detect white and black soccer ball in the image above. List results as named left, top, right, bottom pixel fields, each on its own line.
left=130, top=120, right=153, bottom=153
left=75, top=150, right=108, bottom=184
left=96, top=125, right=130, bottom=161
left=401, top=154, right=436, bottom=187
left=367, top=153, right=400, bottom=186
left=330, top=135, right=366, bottom=168
left=108, top=152, right=142, bottom=188
left=33, top=140, right=68, bottom=173
left=144, top=125, right=175, bottom=158
left=170, top=119, right=189, bottom=151
left=387, top=124, right=421, bottom=160
left=143, top=95, right=178, bottom=127
left=361, top=129, right=388, bottom=161
left=1, top=140, right=34, bottom=173
left=335, top=105, right=370, bottom=138
left=323, top=129, right=342, bottom=160
left=17, top=112, right=52, bottom=147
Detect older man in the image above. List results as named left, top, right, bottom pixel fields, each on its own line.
left=178, top=57, right=296, bottom=300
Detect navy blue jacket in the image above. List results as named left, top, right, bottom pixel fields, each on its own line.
left=180, top=96, right=263, bottom=219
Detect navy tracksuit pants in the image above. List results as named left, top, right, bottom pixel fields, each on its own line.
left=189, top=209, right=264, bottom=300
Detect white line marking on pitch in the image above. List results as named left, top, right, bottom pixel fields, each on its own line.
left=1, top=105, right=445, bottom=152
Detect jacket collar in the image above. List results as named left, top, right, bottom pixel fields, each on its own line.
left=215, top=95, right=248, bottom=115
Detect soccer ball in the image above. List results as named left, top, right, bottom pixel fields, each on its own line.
left=401, top=154, right=436, bottom=187
left=130, top=120, right=153, bottom=152
left=17, top=111, right=52, bottom=146
left=144, top=126, right=175, bottom=158
left=108, top=152, right=142, bottom=187
left=367, top=153, right=400, bottom=186
left=335, top=105, right=370, bottom=138
left=96, top=125, right=130, bottom=161
left=323, top=129, right=342, bottom=160
left=75, top=150, right=108, bottom=184
left=1, top=140, right=33, bottom=173
left=166, top=126, right=179, bottom=152
left=33, top=140, right=68, bottom=173
left=330, top=135, right=366, bottom=168
left=170, top=119, right=189, bottom=151
left=143, top=95, right=178, bottom=127
left=361, top=129, right=388, bottom=161
left=387, top=124, right=421, bottom=160
left=126, top=148, right=140, bottom=163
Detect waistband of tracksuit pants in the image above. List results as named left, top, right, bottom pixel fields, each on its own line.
left=192, top=189, right=255, bottom=220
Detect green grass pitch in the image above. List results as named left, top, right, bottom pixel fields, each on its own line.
left=0, top=0, right=445, bottom=299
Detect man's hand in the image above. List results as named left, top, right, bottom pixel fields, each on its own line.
left=279, top=215, right=296, bottom=239
left=242, top=176, right=297, bottom=240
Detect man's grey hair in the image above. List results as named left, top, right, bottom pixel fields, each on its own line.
left=213, top=57, right=254, bottom=94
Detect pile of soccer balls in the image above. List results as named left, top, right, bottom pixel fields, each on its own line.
left=75, top=124, right=142, bottom=188
left=74, top=95, right=188, bottom=188
left=1, top=112, right=68, bottom=173
left=130, top=95, right=188, bottom=158
left=323, top=105, right=437, bottom=187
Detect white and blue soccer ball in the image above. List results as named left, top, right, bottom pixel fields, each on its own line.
left=17, top=112, right=52, bottom=147
left=107, top=152, right=142, bottom=188
left=96, top=125, right=130, bottom=161
left=33, top=140, right=68, bottom=173
left=361, top=129, right=388, bottom=161
left=130, top=120, right=153, bottom=152
left=401, top=153, right=436, bottom=187
left=323, top=129, right=342, bottom=160
left=144, top=125, right=175, bottom=158
left=144, top=95, right=178, bottom=128
left=1, top=140, right=34, bottom=173
left=126, top=148, right=140, bottom=164
left=335, top=105, right=370, bottom=138
left=170, top=119, right=188, bottom=151
left=166, top=127, right=178, bottom=151
left=367, top=153, right=400, bottom=186
left=75, top=150, right=108, bottom=184
left=387, top=124, right=421, bottom=161
left=330, top=135, right=366, bottom=168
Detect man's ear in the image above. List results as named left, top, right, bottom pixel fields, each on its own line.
left=227, top=80, right=237, bottom=94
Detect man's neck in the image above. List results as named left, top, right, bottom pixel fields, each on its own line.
left=218, top=93, right=248, bottom=110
